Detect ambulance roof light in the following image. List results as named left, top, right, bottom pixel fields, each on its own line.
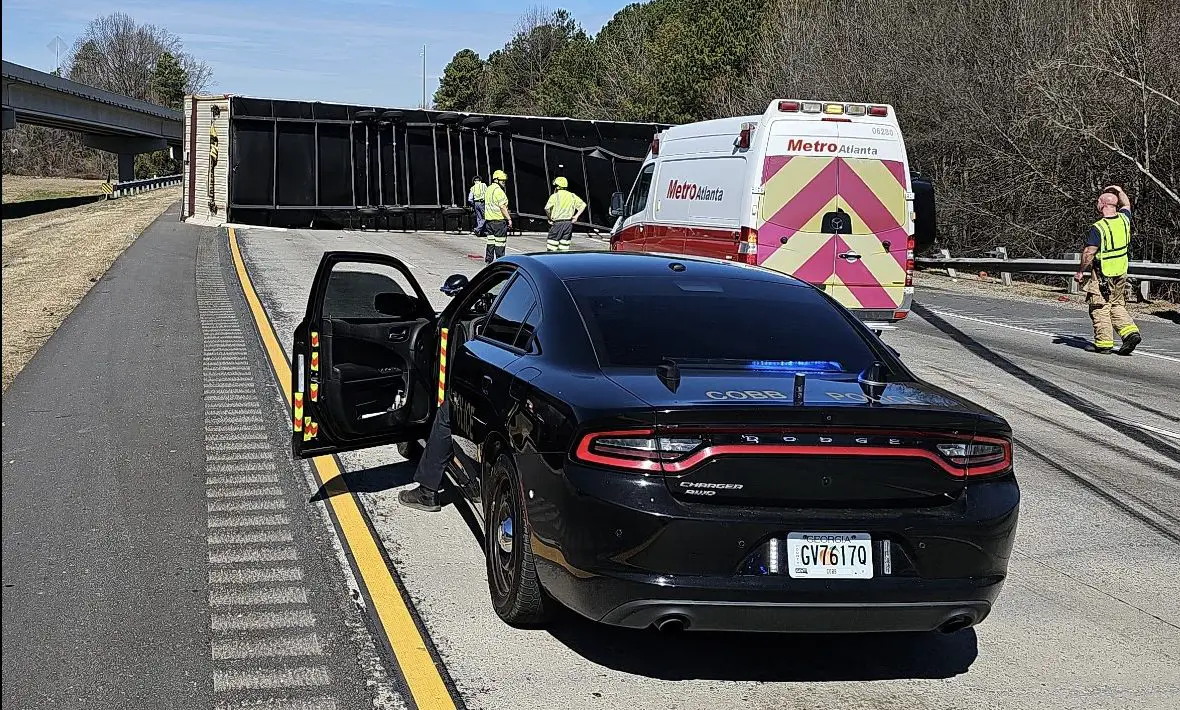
left=845, top=104, right=867, bottom=116
left=824, top=103, right=844, bottom=115
left=778, top=100, right=800, bottom=112
left=801, top=101, right=822, bottom=113
left=869, top=105, right=889, bottom=117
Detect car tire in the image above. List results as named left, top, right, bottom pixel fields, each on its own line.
left=396, top=439, right=423, bottom=461
left=485, top=452, right=553, bottom=626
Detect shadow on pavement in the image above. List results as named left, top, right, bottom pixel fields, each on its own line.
left=309, top=460, right=416, bottom=501
left=1051, top=334, right=1092, bottom=351
left=547, top=609, right=978, bottom=681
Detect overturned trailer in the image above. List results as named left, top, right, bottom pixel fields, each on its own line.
left=183, top=95, right=666, bottom=231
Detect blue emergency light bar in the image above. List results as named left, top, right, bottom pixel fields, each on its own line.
left=743, top=360, right=844, bottom=372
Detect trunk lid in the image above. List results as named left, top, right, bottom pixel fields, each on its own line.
left=604, top=369, right=980, bottom=508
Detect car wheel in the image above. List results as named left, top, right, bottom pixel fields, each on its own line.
left=396, top=439, right=423, bottom=461
left=485, top=452, right=553, bottom=626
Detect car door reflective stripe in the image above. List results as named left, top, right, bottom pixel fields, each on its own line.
left=437, top=327, right=449, bottom=406
left=293, top=391, right=303, bottom=431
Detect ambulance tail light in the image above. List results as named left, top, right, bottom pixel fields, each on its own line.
left=778, top=100, right=800, bottom=112
left=738, top=122, right=756, bottom=150
left=738, top=226, right=759, bottom=264
left=650, top=136, right=660, bottom=156
left=869, top=105, right=889, bottom=117
left=905, top=236, right=915, bottom=287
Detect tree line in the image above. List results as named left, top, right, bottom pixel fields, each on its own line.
left=2, top=13, right=212, bottom=180
left=435, top=0, right=1179, bottom=265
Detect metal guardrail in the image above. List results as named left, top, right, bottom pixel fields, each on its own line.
left=916, top=247, right=1179, bottom=299
left=105, top=174, right=182, bottom=199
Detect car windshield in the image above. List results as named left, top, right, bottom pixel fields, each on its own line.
left=565, top=275, right=879, bottom=372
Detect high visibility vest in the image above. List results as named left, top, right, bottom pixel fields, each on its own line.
left=1093, top=213, right=1130, bottom=277
left=484, top=183, right=509, bottom=221
left=470, top=181, right=487, bottom=201
left=546, top=189, right=585, bottom=221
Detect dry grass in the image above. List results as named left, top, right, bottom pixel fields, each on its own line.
left=2, top=175, right=107, bottom=203
left=1, top=187, right=179, bottom=389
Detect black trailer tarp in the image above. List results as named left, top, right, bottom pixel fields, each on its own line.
left=227, top=96, right=667, bottom=231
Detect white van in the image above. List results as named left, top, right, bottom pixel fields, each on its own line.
left=608, top=99, right=934, bottom=325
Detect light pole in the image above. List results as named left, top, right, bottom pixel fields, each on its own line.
left=421, top=45, right=427, bottom=109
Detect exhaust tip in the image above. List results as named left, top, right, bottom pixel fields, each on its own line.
left=937, top=614, right=975, bottom=634
left=653, top=614, right=689, bottom=632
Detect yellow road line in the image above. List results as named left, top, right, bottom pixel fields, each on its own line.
left=227, top=228, right=457, bottom=710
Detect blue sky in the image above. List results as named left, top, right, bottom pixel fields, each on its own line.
left=1, top=0, right=621, bottom=106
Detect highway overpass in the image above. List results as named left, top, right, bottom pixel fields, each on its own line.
left=2, top=60, right=183, bottom=181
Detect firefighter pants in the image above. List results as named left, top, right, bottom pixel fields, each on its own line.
left=485, top=220, right=508, bottom=262
left=1084, top=274, right=1139, bottom=349
left=546, top=220, right=574, bottom=251
left=469, top=200, right=485, bottom=236
left=414, top=400, right=451, bottom=493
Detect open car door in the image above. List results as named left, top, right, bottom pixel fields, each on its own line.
left=292, top=251, right=437, bottom=458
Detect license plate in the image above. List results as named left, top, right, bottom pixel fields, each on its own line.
left=786, top=532, right=873, bottom=579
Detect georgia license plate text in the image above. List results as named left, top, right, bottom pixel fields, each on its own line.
left=787, top=532, right=873, bottom=579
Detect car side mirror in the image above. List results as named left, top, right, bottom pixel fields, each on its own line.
left=609, top=191, right=625, bottom=217
left=374, top=292, right=418, bottom=317
left=440, top=273, right=468, bottom=297
left=911, top=174, right=937, bottom=252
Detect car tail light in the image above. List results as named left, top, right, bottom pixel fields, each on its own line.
left=935, top=436, right=1012, bottom=477
left=893, top=310, right=908, bottom=320
left=778, top=100, right=800, bottom=112
left=738, top=226, right=759, bottom=263
left=869, top=105, right=889, bottom=117
left=801, top=101, right=822, bottom=113
left=574, top=430, right=704, bottom=472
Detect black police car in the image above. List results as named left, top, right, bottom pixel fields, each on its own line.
left=291, top=250, right=1018, bottom=633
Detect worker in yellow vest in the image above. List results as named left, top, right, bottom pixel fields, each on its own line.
left=468, top=176, right=487, bottom=238
left=483, top=170, right=512, bottom=263
left=544, top=177, right=586, bottom=252
left=1075, top=185, right=1141, bottom=355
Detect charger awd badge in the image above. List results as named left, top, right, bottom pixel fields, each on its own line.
left=680, top=481, right=744, bottom=496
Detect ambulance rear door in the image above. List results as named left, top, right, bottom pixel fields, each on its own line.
left=829, top=118, right=911, bottom=319
left=757, top=118, right=840, bottom=290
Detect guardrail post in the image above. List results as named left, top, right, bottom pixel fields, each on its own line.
left=1138, top=259, right=1152, bottom=302
left=1064, top=252, right=1080, bottom=294
left=939, top=249, right=957, bottom=278
left=995, top=246, right=1012, bottom=286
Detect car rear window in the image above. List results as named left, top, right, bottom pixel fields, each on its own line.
left=565, top=275, right=879, bottom=371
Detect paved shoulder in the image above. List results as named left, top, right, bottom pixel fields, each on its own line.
left=2, top=203, right=212, bottom=708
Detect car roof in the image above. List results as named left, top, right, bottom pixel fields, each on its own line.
left=509, top=250, right=812, bottom=286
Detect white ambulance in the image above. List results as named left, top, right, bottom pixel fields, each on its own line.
left=608, top=99, right=934, bottom=325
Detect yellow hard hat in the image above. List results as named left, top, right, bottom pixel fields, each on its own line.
left=492, top=169, right=508, bottom=181
left=553, top=176, right=568, bottom=188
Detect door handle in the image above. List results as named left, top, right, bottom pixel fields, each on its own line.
left=388, top=327, right=408, bottom=342
left=838, top=252, right=862, bottom=261
left=481, top=375, right=493, bottom=394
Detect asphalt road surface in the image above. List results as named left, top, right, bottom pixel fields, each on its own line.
left=3, top=208, right=396, bottom=709
left=236, top=226, right=1180, bottom=710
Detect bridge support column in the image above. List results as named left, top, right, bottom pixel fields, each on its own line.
left=82, top=134, right=168, bottom=182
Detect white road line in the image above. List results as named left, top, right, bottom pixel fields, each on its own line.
left=210, top=567, right=304, bottom=584
left=208, top=545, right=299, bottom=564
left=205, top=420, right=267, bottom=429
left=206, top=486, right=286, bottom=499
left=213, top=666, right=331, bottom=692
left=206, top=432, right=270, bottom=442
left=208, top=498, right=287, bottom=513
left=207, top=452, right=275, bottom=463
left=1124, top=419, right=1180, bottom=441
left=922, top=307, right=1180, bottom=363
left=207, top=529, right=295, bottom=545
left=207, top=473, right=280, bottom=486
left=214, top=699, right=337, bottom=710
left=208, top=462, right=279, bottom=473
left=208, top=441, right=272, bottom=452
left=211, top=609, right=317, bottom=631
left=208, top=514, right=291, bottom=529
left=210, top=632, right=323, bottom=660
left=209, top=585, right=310, bottom=606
